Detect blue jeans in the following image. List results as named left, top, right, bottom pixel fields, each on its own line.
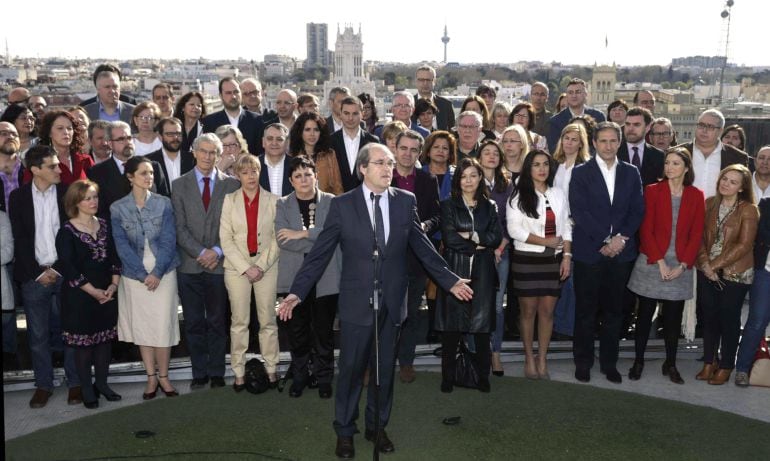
left=553, top=262, right=575, bottom=336
left=736, top=268, right=770, bottom=373
left=21, top=279, right=78, bottom=390
left=491, top=251, right=509, bottom=352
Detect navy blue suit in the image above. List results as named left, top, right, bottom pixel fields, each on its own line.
left=258, top=154, right=294, bottom=197
left=546, top=106, right=606, bottom=152
left=569, top=157, right=644, bottom=373
left=289, top=186, right=458, bottom=436
left=202, top=109, right=265, bottom=155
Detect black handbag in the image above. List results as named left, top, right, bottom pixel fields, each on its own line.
left=454, top=340, right=480, bottom=389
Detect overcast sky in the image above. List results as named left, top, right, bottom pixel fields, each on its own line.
left=5, top=0, right=767, bottom=67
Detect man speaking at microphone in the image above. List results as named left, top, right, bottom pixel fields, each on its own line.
left=278, top=143, right=472, bottom=459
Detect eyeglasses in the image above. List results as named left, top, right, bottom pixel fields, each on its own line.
left=137, top=115, right=156, bottom=122
left=392, top=104, right=411, bottom=110
left=163, top=132, right=182, bottom=138
left=111, top=136, right=131, bottom=143
left=513, top=113, right=529, bottom=119
left=223, top=142, right=240, bottom=150
left=369, top=160, right=396, bottom=168
left=651, top=131, right=671, bottom=137
left=243, top=90, right=259, bottom=98
left=458, top=124, right=479, bottom=130
left=696, top=123, right=720, bottom=131
left=17, top=116, right=36, bottom=122
left=0, top=130, right=19, bottom=138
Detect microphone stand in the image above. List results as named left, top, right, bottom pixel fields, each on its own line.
left=370, top=192, right=381, bottom=461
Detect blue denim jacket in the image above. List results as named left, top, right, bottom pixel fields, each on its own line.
left=110, top=192, right=180, bottom=281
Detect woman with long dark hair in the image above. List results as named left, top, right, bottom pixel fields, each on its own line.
left=174, top=91, right=206, bottom=155
left=627, top=148, right=705, bottom=384
left=288, top=112, right=343, bottom=195
left=436, top=158, right=502, bottom=393
left=358, top=93, right=378, bottom=134
left=507, top=150, right=571, bottom=379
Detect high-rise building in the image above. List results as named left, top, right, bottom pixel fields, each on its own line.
left=306, top=23, right=329, bottom=68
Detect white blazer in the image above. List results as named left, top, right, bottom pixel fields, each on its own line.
left=507, top=186, right=572, bottom=253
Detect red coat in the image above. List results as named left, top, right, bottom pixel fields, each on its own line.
left=639, top=180, right=705, bottom=268
left=23, top=152, right=94, bottom=186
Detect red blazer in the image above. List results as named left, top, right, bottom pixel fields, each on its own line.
left=639, top=180, right=705, bottom=267
left=23, top=152, right=94, bottom=186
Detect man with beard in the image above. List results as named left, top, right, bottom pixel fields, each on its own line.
left=146, top=117, right=195, bottom=193
left=617, top=107, right=664, bottom=186
left=86, top=121, right=168, bottom=220
left=0, top=122, right=24, bottom=213
left=203, top=77, right=265, bottom=155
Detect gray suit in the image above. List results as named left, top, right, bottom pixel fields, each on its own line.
left=275, top=190, right=340, bottom=296
left=171, top=167, right=240, bottom=380
left=83, top=100, right=135, bottom=125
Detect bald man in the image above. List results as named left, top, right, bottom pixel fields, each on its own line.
left=274, top=89, right=298, bottom=131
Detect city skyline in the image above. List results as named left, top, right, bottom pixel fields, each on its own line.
left=5, top=0, right=768, bottom=67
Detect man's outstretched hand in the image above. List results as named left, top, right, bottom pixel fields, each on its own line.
left=277, top=294, right=301, bottom=321
left=450, top=279, right=473, bottom=301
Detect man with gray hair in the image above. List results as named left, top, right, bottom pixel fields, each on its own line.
left=241, top=78, right=278, bottom=124
left=278, top=142, right=471, bottom=458
left=87, top=120, right=113, bottom=164
left=415, top=65, right=455, bottom=131
left=677, top=108, right=751, bottom=198
left=87, top=121, right=168, bottom=220
left=82, top=64, right=135, bottom=124
left=374, top=91, right=429, bottom=139
left=259, top=123, right=293, bottom=196
left=455, top=111, right=484, bottom=162
left=325, top=86, right=352, bottom=135
left=172, top=132, right=240, bottom=390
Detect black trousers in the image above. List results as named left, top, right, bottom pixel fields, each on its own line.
left=573, top=258, right=633, bottom=370
left=286, top=288, right=338, bottom=385
left=697, top=272, right=750, bottom=369
left=634, top=296, right=684, bottom=364
left=440, top=331, right=491, bottom=384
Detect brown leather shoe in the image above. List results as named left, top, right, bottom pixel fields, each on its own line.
left=29, top=388, right=53, bottom=409
left=399, top=365, right=416, bottom=383
left=335, top=436, right=355, bottom=459
left=708, top=368, right=732, bottom=385
left=67, top=386, right=83, bottom=405
left=695, top=363, right=717, bottom=381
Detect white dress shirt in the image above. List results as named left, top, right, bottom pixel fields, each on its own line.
left=112, top=155, right=125, bottom=175
left=362, top=183, right=390, bottom=243
left=265, top=154, right=285, bottom=196
left=692, top=142, right=723, bottom=198
left=753, top=172, right=770, bottom=203
left=32, top=182, right=60, bottom=267
left=163, top=149, right=182, bottom=189
left=597, top=157, right=618, bottom=205
left=343, top=128, right=362, bottom=174
left=227, top=108, right=243, bottom=128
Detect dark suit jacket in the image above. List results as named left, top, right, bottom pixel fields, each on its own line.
left=258, top=154, right=294, bottom=196
left=618, top=142, right=665, bottom=186
left=416, top=93, right=456, bottom=131
left=86, top=157, right=169, bottom=220
left=546, top=106, right=606, bottom=152
left=8, top=183, right=67, bottom=282
left=146, top=148, right=196, bottom=193
left=325, top=115, right=365, bottom=135
left=331, top=129, right=380, bottom=192
left=754, top=197, right=770, bottom=270
left=678, top=142, right=754, bottom=172
left=569, top=157, right=645, bottom=264
left=289, top=186, right=459, bottom=326
left=202, top=109, right=265, bottom=155
left=392, top=168, right=441, bottom=277
left=79, top=93, right=137, bottom=107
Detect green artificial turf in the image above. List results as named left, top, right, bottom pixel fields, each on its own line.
left=6, top=372, right=770, bottom=460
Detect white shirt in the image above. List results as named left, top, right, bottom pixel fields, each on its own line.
left=265, top=154, right=285, bottom=196
left=597, top=157, right=618, bottom=205
left=227, top=108, right=243, bottom=128
left=343, top=128, right=362, bottom=174
left=133, top=136, right=162, bottom=156
left=162, top=149, right=182, bottom=190
left=112, top=155, right=125, bottom=175
left=32, top=182, right=60, bottom=267
left=332, top=117, right=343, bottom=133
left=753, top=172, right=770, bottom=203
left=553, top=162, right=575, bottom=197
left=362, top=183, right=390, bottom=243
left=692, top=142, right=723, bottom=198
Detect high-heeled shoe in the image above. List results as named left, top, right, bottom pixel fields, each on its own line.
left=143, top=374, right=159, bottom=400
left=158, top=375, right=179, bottom=397
left=491, top=352, right=504, bottom=377
left=524, top=357, right=539, bottom=380
left=94, top=384, right=122, bottom=401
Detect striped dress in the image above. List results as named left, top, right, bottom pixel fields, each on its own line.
left=511, top=198, right=563, bottom=297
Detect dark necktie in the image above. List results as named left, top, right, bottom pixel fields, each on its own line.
left=632, top=146, right=641, bottom=168
left=202, top=177, right=211, bottom=211
left=372, top=193, right=386, bottom=254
